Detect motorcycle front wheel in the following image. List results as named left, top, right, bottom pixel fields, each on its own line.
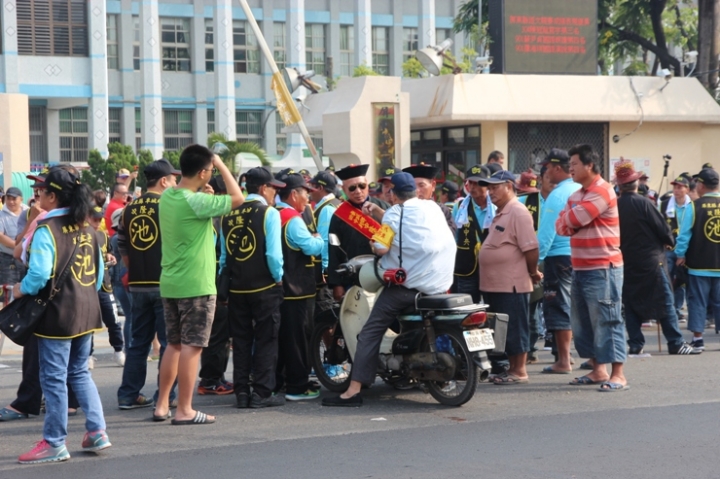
left=423, top=329, right=478, bottom=407
left=310, top=321, right=352, bottom=393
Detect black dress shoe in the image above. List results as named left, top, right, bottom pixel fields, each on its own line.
left=321, top=394, right=363, bottom=407
left=250, top=393, right=285, bottom=408
left=235, top=392, right=250, bottom=409
left=628, top=346, right=644, bottom=355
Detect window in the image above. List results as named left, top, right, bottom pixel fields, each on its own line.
left=109, top=108, right=121, bottom=144
left=372, top=27, right=389, bottom=75
left=273, top=23, right=286, bottom=69
left=305, top=24, right=326, bottom=74
left=133, top=16, right=140, bottom=70
left=311, top=137, right=323, bottom=157
left=107, top=15, right=119, bottom=69
left=402, top=27, right=418, bottom=63
left=29, top=106, right=48, bottom=163
left=59, top=107, right=89, bottom=162
left=205, top=20, right=214, bottom=72
left=436, top=28, right=451, bottom=44
left=276, top=114, right=286, bottom=155
left=135, top=108, right=141, bottom=151
left=339, top=25, right=354, bottom=76
left=17, top=0, right=88, bottom=56
left=161, top=18, right=191, bottom=72
left=233, top=21, right=259, bottom=73
left=236, top=110, right=262, bottom=143
left=207, top=110, right=215, bottom=134
left=163, top=110, right=193, bottom=151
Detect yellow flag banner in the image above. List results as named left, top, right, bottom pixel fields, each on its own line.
left=271, top=71, right=302, bottom=127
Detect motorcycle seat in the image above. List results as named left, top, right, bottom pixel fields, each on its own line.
left=415, top=294, right=474, bottom=311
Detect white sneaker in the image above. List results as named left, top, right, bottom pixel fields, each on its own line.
left=88, top=356, right=96, bottom=370
left=114, top=351, right=126, bottom=367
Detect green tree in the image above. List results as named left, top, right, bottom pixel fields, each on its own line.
left=135, top=149, right=156, bottom=190
left=352, top=63, right=380, bottom=77
left=81, top=142, right=139, bottom=192
left=207, top=132, right=269, bottom=170
left=402, top=57, right=426, bottom=78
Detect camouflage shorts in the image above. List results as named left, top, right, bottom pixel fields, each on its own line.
left=162, top=296, right=217, bottom=347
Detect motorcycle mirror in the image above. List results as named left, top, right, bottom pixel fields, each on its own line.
left=329, top=234, right=341, bottom=247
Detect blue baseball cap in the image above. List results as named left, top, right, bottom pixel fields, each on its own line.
left=390, top=172, right=416, bottom=193
left=479, top=170, right=517, bottom=186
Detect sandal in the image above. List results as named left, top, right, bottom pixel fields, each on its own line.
left=569, top=376, right=605, bottom=386
left=0, top=406, right=29, bottom=421
left=493, top=374, right=529, bottom=385
left=598, top=381, right=630, bottom=392
left=171, top=411, right=215, bottom=425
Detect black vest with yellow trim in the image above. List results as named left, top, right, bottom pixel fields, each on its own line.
left=660, top=198, right=680, bottom=238
left=455, top=200, right=488, bottom=277
left=222, top=199, right=275, bottom=293
left=523, top=192, right=541, bottom=232
left=687, top=197, right=720, bottom=271
left=96, top=230, right=113, bottom=293
left=33, top=216, right=102, bottom=339
left=123, top=191, right=162, bottom=290
left=212, top=216, right=222, bottom=273
left=312, top=197, right=341, bottom=285
left=279, top=206, right=316, bottom=299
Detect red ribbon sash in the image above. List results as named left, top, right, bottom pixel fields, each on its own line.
left=334, top=201, right=381, bottom=240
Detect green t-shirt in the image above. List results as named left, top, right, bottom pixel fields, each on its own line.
left=159, top=187, right=232, bottom=298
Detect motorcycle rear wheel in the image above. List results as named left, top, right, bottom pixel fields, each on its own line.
left=423, top=329, right=478, bottom=407
left=310, top=321, right=352, bottom=393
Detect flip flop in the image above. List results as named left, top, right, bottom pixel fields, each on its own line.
left=541, top=366, right=572, bottom=374
left=579, top=361, right=593, bottom=371
left=152, top=410, right=172, bottom=422
left=171, top=411, right=215, bottom=425
left=493, top=374, right=529, bottom=385
left=569, top=376, right=605, bottom=386
left=0, top=407, right=29, bottom=421
left=598, top=382, right=630, bottom=392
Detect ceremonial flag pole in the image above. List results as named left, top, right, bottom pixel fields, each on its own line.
left=237, top=0, right=324, bottom=172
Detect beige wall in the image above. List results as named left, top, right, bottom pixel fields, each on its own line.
left=608, top=121, right=713, bottom=191
left=480, top=121, right=509, bottom=163
left=0, top=94, right=30, bottom=189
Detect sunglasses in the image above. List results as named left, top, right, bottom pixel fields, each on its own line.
left=348, top=183, right=367, bottom=192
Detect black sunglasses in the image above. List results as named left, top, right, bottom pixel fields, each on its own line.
left=348, top=183, right=367, bottom=192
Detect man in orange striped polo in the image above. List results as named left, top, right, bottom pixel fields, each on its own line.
left=556, top=144, right=629, bottom=392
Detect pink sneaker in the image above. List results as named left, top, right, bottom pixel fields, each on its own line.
left=18, top=439, right=70, bottom=464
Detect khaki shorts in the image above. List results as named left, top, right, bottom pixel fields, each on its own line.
left=162, top=296, right=217, bottom=347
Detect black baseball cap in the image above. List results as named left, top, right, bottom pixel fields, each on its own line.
left=670, top=173, right=691, bottom=187
left=208, top=175, right=227, bottom=193
left=144, top=159, right=180, bottom=181
left=91, top=206, right=104, bottom=219
left=27, top=167, right=50, bottom=185
left=486, top=163, right=503, bottom=175
left=280, top=173, right=316, bottom=192
left=5, top=187, right=23, bottom=198
left=245, top=167, right=286, bottom=188
left=541, top=148, right=570, bottom=166
left=441, top=181, right=459, bottom=194
left=466, top=164, right=491, bottom=182
left=378, top=166, right=399, bottom=182
left=310, top=170, right=337, bottom=190
left=480, top=170, right=517, bottom=185
left=35, top=167, right=81, bottom=193
left=693, top=168, right=720, bottom=188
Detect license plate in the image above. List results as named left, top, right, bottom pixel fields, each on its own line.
left=463, top=329, right=495, bottom=352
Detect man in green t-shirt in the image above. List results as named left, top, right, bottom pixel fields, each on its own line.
left=154, top=145, right=244, bottom=425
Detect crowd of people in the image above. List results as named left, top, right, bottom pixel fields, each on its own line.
left=0, top=142, right=714, bottom=463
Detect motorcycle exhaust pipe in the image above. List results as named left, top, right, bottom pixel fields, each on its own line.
left=473, top=352, right=491, bottom=382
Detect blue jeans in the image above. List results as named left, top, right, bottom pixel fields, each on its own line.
left=665, top=250, right=686, bottom=314
left=38, top=334, right=105, bottom=447
left=543, top=255, right=573, bottom=331
left=112, top=279, right=133, bottom=351
left=625, top=268, right=684, bottom=350
left=571, top=268, right=626, bottom=364
left=686, top=275, right=720, bottom=334
left=117, top=291, right=174, bottom=404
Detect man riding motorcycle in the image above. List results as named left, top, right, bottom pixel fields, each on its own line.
left=321, top=172, right=456, bottom=407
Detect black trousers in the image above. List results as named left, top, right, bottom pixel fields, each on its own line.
left=229, top=286, right=283, bottom=398
left=98, top=291, right=124, bottom=352
left=199, top=302, right=230, bottom=383
left=11, top=335, right=79, bottom=415
left=276, top=297, right=314, bottom=395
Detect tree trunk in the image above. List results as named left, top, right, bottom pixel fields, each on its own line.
left=698, top=0, right=715, bottom=87
left=711, top=0, right=720, bottom=88
left=649, top=0, right=676, bottom=73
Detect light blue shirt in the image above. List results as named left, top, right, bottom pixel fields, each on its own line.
left=537, top=178, right=581, bottom=260
left=219, top=194, right=284, bottom=283
left=376, top=198, right=456, bottom=294
left=276, top=201, right=324, bottom=257
left=21, top=207, right=105, bottom=295
left=452, top=198, right=489, bottom=241
left=314, top=194, right=338, bottom=269
left=675, top=192, right=720, bottom=277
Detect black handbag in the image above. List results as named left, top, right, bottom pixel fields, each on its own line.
left=0, top=236, right=80, bottom=346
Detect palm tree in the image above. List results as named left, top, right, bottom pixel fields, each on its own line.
left=207, top=132, right=270, bottom=172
